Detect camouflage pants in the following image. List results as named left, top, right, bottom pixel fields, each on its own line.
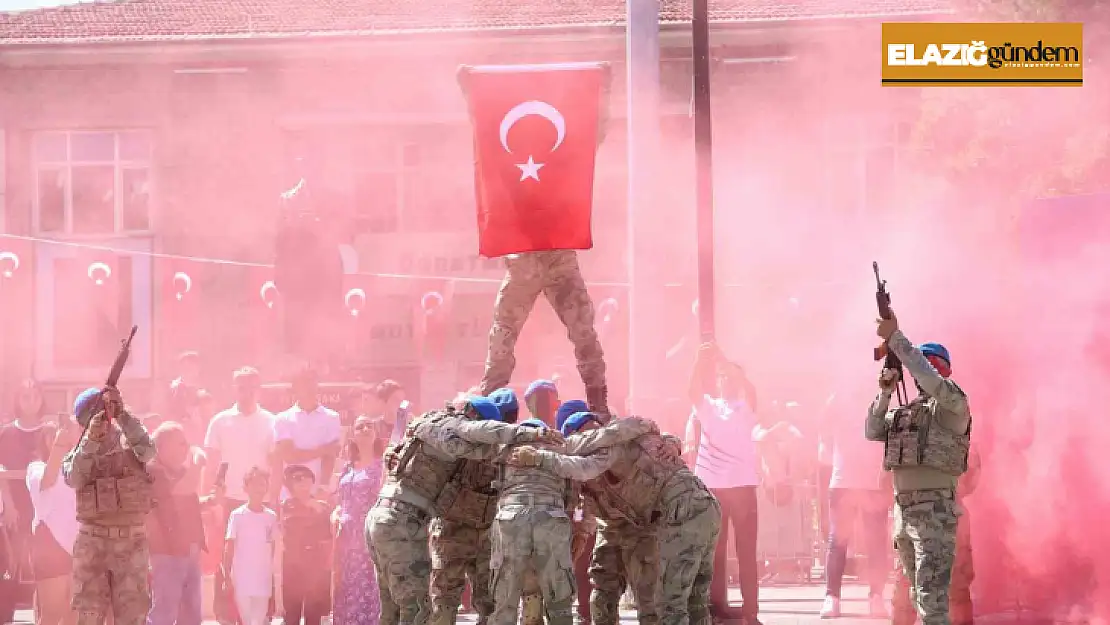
left=892, top=489, right=961, bottom=625
left=480, top=251, right=606, bottom=394
left=590, top=520, right=660, bottom=625
left=429, top=519, right=494, bottom=625
left=366, top=503, right=433, bottom=625
left=657, top=489, right=721, bottom=625
left=489, top=506, right=576, bottom=625
left=72, top=526, right=151, bottom=625
left=894, top=503, right=973, bottom=625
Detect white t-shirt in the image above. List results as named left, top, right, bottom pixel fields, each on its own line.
left=205, top=405, right=276, bottom=501
left=25, top=461, right=78, bottom=555
left=273, top=404, right=342, bottom=500
left=821, top=396, right=885, bottom=490
left=226, top=505, right=279, bottom=597
left=688, top=395, right=760, bottom=489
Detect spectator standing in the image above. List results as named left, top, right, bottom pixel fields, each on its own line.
left=818, top=392, right=889, bottom=619
left=204, top=368, right=275, bottom=517
left=331, top=415, right=383, bottom=625
left=224, top=468, right=279, bottom=625
left=0, top=379, right=52, bottom=589
left=377, top=380, right=411, bottom=445
left=147, top=423, right=224, bottom=625
left=26, top=416, right=80, bottom=625
left=279, top=466, right=332, bottom=625
left=271, top=366, right=341, bottom=502
left=167, top=352, right=208, bottom=444
left=684, top=343, right=762, bottom=624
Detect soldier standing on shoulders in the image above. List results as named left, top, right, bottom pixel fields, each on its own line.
left=867, top=311, right=973, bottom=625
left=63, top=387, right=157, bottom=625
left=367, top=397, right=561, bottom=625
left=428, top=388, right=521, bottom=625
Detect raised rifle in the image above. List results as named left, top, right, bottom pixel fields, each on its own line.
left=873, top=263, right=908, bottom=406
left=71, top=326, right=139, bottom=450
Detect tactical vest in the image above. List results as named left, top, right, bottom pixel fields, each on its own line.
left=883, top=395, right=971, bottom=476
left=582, top=434, right=685, bottom=528
left=75, top=446, right=154, bottom=524
left=435, top=459, right=499, bottom=528
left=380, top=410, right=464, bottom=515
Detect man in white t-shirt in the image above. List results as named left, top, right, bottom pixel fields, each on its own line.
left=684, top=343, right=767, bottom=624
left=270, top=366, right=341, bottom=502
left=817, top=390, right=890, bottom=619
left=205, top=367, right=276, bottom=512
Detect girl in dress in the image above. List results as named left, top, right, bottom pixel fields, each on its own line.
left=331, top=415, right=384, bottom=625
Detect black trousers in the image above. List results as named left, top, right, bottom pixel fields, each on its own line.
left=709, top=486, right=759, bottom=619
left=282, top=556, right=331, bottom=625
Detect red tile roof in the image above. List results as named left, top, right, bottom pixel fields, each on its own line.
left=0, top=0, right=950, bottom=45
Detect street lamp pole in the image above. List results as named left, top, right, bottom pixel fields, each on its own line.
left=692, top=0, right=717, bottom=342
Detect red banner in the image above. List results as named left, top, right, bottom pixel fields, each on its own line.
left=54, top=248, right=125, bottom=370
left=247, top=264, right=280, bottom=357
left=411, top=278, right=452, bottom=364
left=341, top=273, right=380, bottom=359
left=460, top=63, right=608, bottom=257
left=157, top=256, right=204, bottom=358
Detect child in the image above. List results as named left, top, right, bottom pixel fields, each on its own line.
left=279, top=465, right=334, bottom=625
left=224, top=467, right=280, bottom=625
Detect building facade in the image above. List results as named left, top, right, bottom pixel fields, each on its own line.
left=0, top=0, right=944, bottom=413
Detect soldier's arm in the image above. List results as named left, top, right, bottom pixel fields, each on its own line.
left=442, top=418, right=543, bottom=446
left=412, top=419, right=498, bottom=460
left=886, top=330, right=969, bottom=417
left=563, top=417, right=659, bottom=456
left=865, top=391, right=893, bottom=442
left=119, top=409, right=156, bottom=465
left=535, top=447, right=619, bottom=481
left=62, top=430, right=105, bottom=490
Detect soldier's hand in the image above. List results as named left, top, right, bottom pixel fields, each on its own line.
left=878, top=368, right=900, bottom=392
left=536, top=429, right=565, bottom=445
left=101, top=386, right=122, bottom=420
left=87, top=413, right=109, bottom=441
left=509, top=446, right=542, bottom=467
left=876, top=312, right=899, bottom=341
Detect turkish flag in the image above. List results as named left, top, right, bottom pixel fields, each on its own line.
left=247, top=264, right=281, bottom=356
left=54, top=248, right=127, bottom=370
left=341, top=273, right=379, bottom=357
left=157, top=257, right=204, bottom=357
left=411, top=278, right=453, bottom=363
left=459, top=62, right=610, bottom=257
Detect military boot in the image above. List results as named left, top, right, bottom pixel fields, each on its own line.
left=585, top=385, right=610, bottom=420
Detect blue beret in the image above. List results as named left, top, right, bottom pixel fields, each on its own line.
left=919, top=342, right=951, bottom=365
left=466, top=397, right=502, bottom=422
left=524, top=380, right=558, bottom=401
left=520, top=418, right=547, bottom=429
left=561, top=412, right=599, bottom=437
left=488, top=388, right=519, bottom=417
left=73, top=387, right=102, bottom=419
left=555, top=400, right=589, bottom=432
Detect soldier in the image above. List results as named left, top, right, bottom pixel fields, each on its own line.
left=428, top=388, right=520, bottom=625
left=892, top=444, right=981, bottom=625
left=867, top=311, right=973, bottom=625
left=367, top=397, right=561, bottom=625
left=523, top=415, right=722, bottom=625
left=63, top=386, right=157, bottom=625
left=478, top=251, right=609, bottom=415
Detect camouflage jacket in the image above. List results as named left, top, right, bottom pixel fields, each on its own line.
left=63, top=410, right=155, bottom=491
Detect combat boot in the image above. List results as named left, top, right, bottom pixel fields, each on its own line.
left=586, top=385, right=610, bottom=420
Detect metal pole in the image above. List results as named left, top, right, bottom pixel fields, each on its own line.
left=625, top=0, right=661, bottom=414
left=692, top=0, right=716, bottom=341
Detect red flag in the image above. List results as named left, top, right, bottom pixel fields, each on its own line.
left=54, top=247, right=124, bottom=370
left=411, top=279, right=453, bottom=363
left=247, top=264, right=281, bottom=356
left=460, top=62, right=609, bottom=257
left=157, top=256, right=203, bottom=357
left=341, top=273, right=379, bottom=357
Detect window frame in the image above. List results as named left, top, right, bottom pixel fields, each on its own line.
left=31, top=129, right=155, bottom=238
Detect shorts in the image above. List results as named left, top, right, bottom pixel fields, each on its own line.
left=30, top=523, right=72, bottom=581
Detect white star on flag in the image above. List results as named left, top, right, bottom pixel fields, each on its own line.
left=516, top=155, right=544, bottom=182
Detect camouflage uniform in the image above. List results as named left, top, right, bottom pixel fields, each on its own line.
left=520, top=482, right=596, bottom=625
left=367, top=408, right=547, bottom=625
left=479, top=251, right=609, bottom=413
left=62, top=410, right=156, bottom=625
left=893, top=446, right=980, bottom=625
left=489, top=419, right=624, bottom=625
left=428, top=459, right=499, bottom=625
left=560, top=421, right=718, bottom=625
left=866, top=330, right=972, bottom=625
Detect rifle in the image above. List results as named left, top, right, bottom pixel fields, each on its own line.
left=872, top=263, right=908, bottom=406
left=71, top=326, right=139, bottom=450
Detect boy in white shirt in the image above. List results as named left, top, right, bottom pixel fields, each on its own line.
left=224, top=467, right=281, bottom=625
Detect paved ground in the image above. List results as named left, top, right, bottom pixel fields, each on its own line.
left=12, top=583, right=1045, bottom=625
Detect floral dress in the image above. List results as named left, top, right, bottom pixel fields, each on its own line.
left=333, top=460, right=383, bottom=625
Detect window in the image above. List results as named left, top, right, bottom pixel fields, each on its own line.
left=399, top=126, right=475, bottom=234
left=32, top=130, right=153, bottom=236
